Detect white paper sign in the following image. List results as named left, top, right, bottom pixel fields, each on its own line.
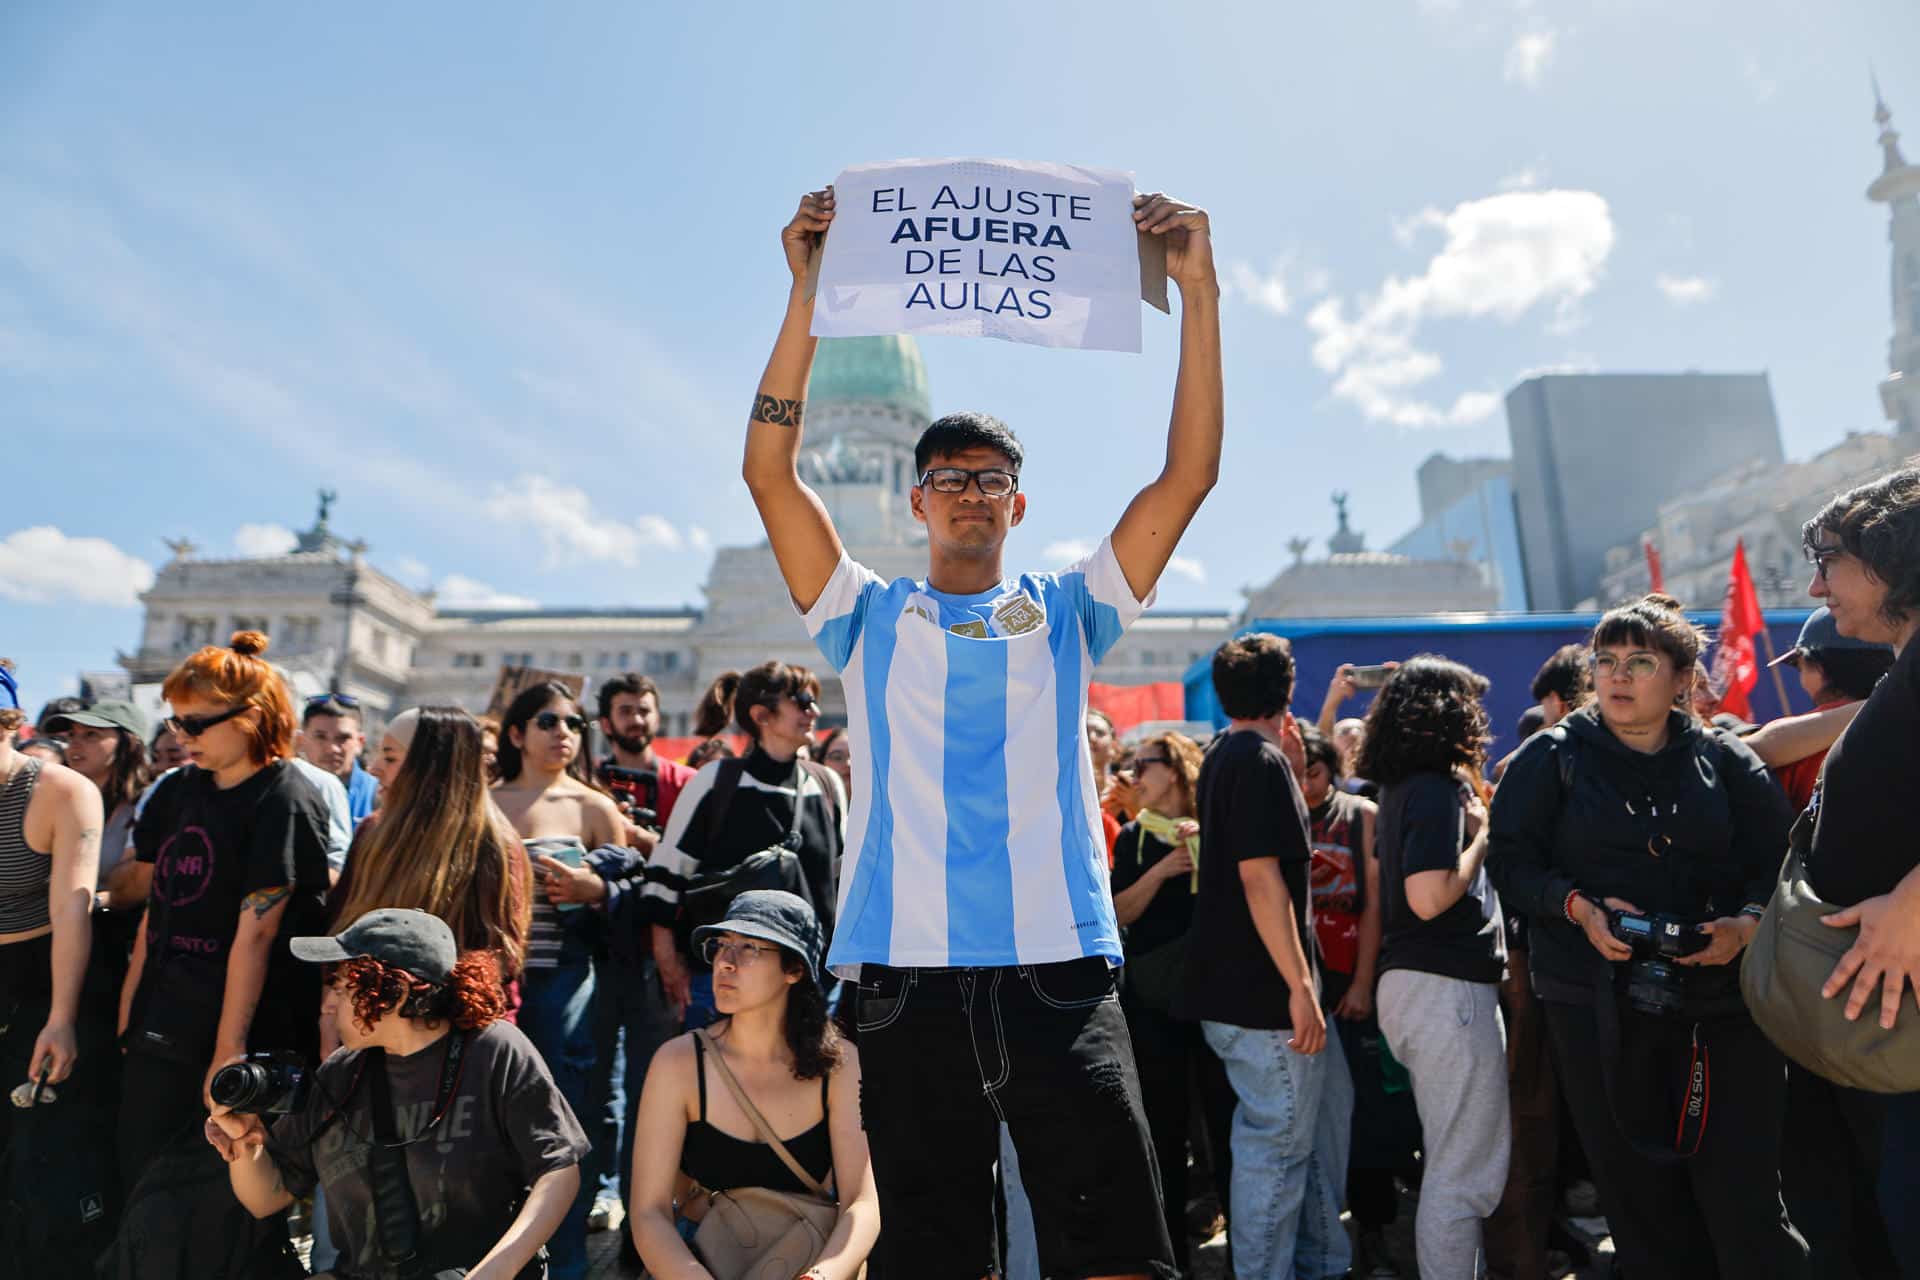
left=811, top=158, right=1143, bottom=353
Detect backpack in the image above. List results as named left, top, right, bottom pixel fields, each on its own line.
left=0, top=1077, right=118, bottom=1276
left=96, top=1131, right=305, bottom=1280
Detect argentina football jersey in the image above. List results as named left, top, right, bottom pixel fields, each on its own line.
left=801, top=536, right=1152, bottom=976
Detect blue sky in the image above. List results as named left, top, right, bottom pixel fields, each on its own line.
left=4, top=1, right=1917, bottom=703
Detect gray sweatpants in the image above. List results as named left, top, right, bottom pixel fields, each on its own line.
left=1377, top=968, right=1512, bottom=1280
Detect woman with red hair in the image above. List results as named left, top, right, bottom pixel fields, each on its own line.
left=117, top=632, right=334, bottom=1189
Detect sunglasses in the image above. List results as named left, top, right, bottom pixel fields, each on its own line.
left=168, top=705, right=250, bottom=738
left=789, top=690, right=818, bottom=713
left=1590, top=653, right=1663, bottom=681
left=306, top=692, right=360, bottom=708
left=1131, top=755, right=1171, bottom=770
left=532, top=711, right=586, bottom=734
left=918, top=467, right=1019, bottom=498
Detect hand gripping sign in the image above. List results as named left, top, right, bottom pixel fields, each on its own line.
left=810, top=158, right=1166, bottom=354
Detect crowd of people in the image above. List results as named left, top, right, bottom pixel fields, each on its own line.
left=3, top=182, right=1919, bottom=1280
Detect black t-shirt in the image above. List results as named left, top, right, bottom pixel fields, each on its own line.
left=269, top=1020, right=589, bottom=1279
left=1377, top=772, right=1506, bottom=984
left=130, top=762, right=333, bottom=1062
left=1175, top=729, right=1316, bottom=1030
left=1110, top=823, right=1197, bottom=958
left=1809, top=636, right=1919, bottom=907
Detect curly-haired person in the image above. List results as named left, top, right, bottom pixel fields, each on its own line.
left=208, top=909, right=588, bottom=1280
left=1358, top=655, right=1509, bottom=1280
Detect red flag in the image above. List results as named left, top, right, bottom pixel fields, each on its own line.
left=1088, top=681, right=1186, bottom=735
left=1644, top=539, right=1665, bottom=593
left=1710, top=540, right=1765, bottom=720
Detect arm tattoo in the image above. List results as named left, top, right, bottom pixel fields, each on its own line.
left=242, top=885, right=292, bottom=919
left=752, top=394, right=805, bottom=428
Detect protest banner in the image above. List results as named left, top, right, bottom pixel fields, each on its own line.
left=811, top=158, right=1157, bottom=353
left=485, top=665, right=586, bottom=719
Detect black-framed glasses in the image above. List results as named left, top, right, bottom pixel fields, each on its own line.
left=700, top=937, right=780, bottom=968
left=306, top=692, right=360, bottom=708
left=1804, top=541, right=1845, bottom=576
left=788, top=690, right=818, bottom=713
left=533, top=711, right=586, bottom=734
left=1590, top=652, right=1663, bottom=681
left=918, top=467, right=1019, bottom=498
left=167, top=705, right=250, bottom=738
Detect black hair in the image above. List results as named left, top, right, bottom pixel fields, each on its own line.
left=1590, top=593, right=1705, bottom=685
left=1298, top=724, right=1342, bottom=780
left=1801, top=646, right=1896, bottom=702
left=96, top=727, right=149, bottom=814
left=1210, top=633, right=1295, bottom=721
left=496, top=681, right=583, bottom=783
left=1355, top=654, right=1491, bottom=785
left=693, top=672, right=740, bottom=739
left=301, top=695, right=362, bottom=728
left=1530, top=644, right=1590, bottom=706
left=596, top=673, right=662, bottom=723
left=1804, top=465, right=1920, bottom=627
left=1516, top=705, right=1547, bottom=741
left=733, top=661, right=820, bottom=742
left=913, top=411, right=1024, bottom=476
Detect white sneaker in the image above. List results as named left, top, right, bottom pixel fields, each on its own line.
left=588, top=1196, right=621, bottom=1232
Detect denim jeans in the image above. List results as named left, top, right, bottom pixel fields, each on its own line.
left=1201, top=1019, right=1354, bottom=1280
left=587, top=954, right=678, bottom=1202
left=520, top=960, right=598, bottom=1280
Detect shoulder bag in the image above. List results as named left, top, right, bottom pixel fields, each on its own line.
left=681, top=761, right=815, bottom=931
left=682, top=1029, right=856, bottom=1280
left=1741, top=807, right=1920, bottom=1093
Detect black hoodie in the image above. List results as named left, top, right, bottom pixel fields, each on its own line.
left=1487, top=705, right=1790, bottom=1008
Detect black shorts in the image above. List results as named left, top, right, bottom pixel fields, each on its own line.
left=854, top=958, right=1176, bottom=1280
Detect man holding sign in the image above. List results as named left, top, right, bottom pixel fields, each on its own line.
left=743, top=183, right=1219, bottom=1280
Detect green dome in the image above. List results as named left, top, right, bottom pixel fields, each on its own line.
left=809, top=336, right=931, bottom=421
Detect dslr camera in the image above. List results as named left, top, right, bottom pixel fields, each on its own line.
left=601, top=764, right=660, bottom=830
left=1605, top=907, right=1708, bottom=1016
left=209, top=1050, right=309, bottom=1115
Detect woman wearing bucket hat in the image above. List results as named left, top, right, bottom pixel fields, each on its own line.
left=629, top=890, right=877, bottom=1280
left=207, top=908, right=589, bottom=1279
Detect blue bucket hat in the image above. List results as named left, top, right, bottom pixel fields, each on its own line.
left=691, top=890, right=825, bottom=983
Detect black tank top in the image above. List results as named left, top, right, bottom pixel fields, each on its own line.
left=681, top=1034, right=833, bottom=1196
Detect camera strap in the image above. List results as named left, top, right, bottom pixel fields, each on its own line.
left=1590, top=967, right=1711, bottom=1163
left=359, top=1030, right=471, bottom=1272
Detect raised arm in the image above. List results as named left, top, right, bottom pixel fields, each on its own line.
left=743, top=188, right=848, bottom=614
left=1108, top=193, right=1222, bottom=602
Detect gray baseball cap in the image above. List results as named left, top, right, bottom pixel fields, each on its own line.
left=42, top=699, right=150, bottom=739
left=290, top=908, right=458, bottom=984
left=691, top=890, right=825, bottom=982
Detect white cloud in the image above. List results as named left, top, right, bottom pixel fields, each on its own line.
left=389, top=554, right=430, bottom=583
left=435, top=573, right=538, bottom=609
left=0, top=526, right=155, bottom=606
left=1304, top=188, right=1615, bottom=428
left=1655, top=274, right=1718, bottom=306
left=483, top=474, right=695, bottom=568
left=1504, top=28, right=1557, bottom=88
left=1043, top=538, right=1096, bottom=566
left=1166, top=556, right=1207, bottom=584
left=1223, top=262, right=1294, bottom=316
left=232, top=522, right=297, bottom=557
left=1498, top=167, right=1543, bottom=191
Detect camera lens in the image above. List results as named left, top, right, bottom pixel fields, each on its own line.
left=1627, top=956, right=1689, bottom=1016
left=209, top=1062, right=270, bottom=1110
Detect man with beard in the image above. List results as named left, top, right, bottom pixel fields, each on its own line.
left=587, top=674, right=693, bottom=1261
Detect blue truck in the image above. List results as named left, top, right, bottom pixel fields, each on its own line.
left=1182, top=610, right=1821, bottom=761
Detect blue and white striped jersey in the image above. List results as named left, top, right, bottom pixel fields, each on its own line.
left=801, top=536, right=1152, bottom=976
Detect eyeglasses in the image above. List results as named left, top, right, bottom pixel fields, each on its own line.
left=1131, top=755, right=1171, bottom=770
left=1804, top=541, right=1845, bottom=576
left=305, top=692, right=360, bottom=709
left=700, top=937, right=780, bottom=968
left=824, top=748, right=851, bottom=763
left=918, top=467, right=1019, bottom=498
left=532, top=711, right=586, bottom=734
left=1590, top=653, right=1663, bottom=681
left=167, top=705, right=250, bottom=738
left=788, top=691, right=818, bottom=713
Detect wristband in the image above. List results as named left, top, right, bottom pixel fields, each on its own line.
left=1739, top=903, right=1767, bottom=920
left=1562, top=889, right=1583, bottom=925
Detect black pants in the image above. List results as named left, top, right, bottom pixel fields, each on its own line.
left=1883, top=1091, right=1920, bottom=1279
left=1122, top=987, right=1235, bottom=1272
left=1545, top=1000, right=1808, bottom=1280
left=116, top=1051, right=206, bottom=1191
left=855, top=959, right=1176, bottom=1280
left=1782, top=1065, right=1898, bottom=1279
left=1487, top=949, right=1560, bottom=1280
